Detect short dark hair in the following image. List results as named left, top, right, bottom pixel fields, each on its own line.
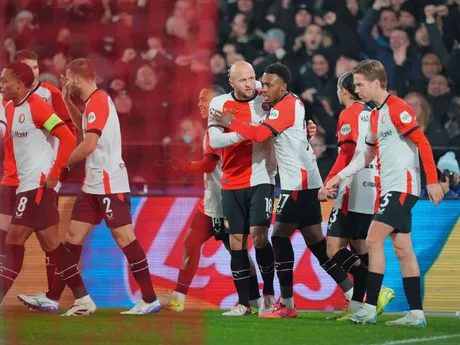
left=337, top=72, right=359, bottom=100
left=264, top=63, right=291, bottom=84
left=13, top=49, right=38, bottom=62
left=65, top=58, right=96, bottom=80
left=5, top=62, right=35, bottom=88
left=204, top=84, right=226, bottom=96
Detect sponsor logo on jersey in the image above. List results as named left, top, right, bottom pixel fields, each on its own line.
left=362, top=181, right=377, bottom=187
left=379, top=130, right=392, bottom=138
left=269, top=109, right=279, bottom=119
left=361, top=115, right=369, bottom=122
left=88, top=112, right=96, bottom=124
left=18, top=114, right=25, bottom=123
left=400, top=111, right=412, bottom=124
left=340, top=124, right=352, bottom=135
left=11, top=131, right=28, bottom=138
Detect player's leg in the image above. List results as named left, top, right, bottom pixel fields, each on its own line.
left=385, top=195, right=426, bottom=327
left=167, top=210, right=213, bottom=311
left=18, top=192, right=97, bottom=310
left=221, top=188, right=252, bottom=316
left=0, top=224, right=34, bottom=304
left=221, top=234, right=262, bottom=313
left=44, top=194, right=62, bottom=292
left=249, top=184, right=275, bottom=313
left=103, top=193, right=160, bottom=315
left=0, top=185, right=17, bottom=267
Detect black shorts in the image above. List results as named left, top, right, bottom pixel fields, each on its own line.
left=327, top=209, right=373, bottom=240
left=71, top=191, right=132, bottom=228
left=373, top=192, right=418, bottom=233
left=190, top=210, right=227, bottom=241
left=11, top=188, right=59, bottom=230
left=0, top=184, right=17, bottom=216
left=275, top=189, right=322, bottom=228
left=221, top=184, right=274, bottom=235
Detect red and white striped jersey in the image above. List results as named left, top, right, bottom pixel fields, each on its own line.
left=334, top=102, right=378, bottom=215
left=366, top=95, right=421, bottom=197
left=262, top=93, right=322, bottom=191
left=31, top=81, right=73, bottom=129
left=82, top=90, right=130, bottom=195
left=197, top=130, right=223, bottom=218
left=5, top=93, right=63, bottom=193
left=208, top=92, right=277, bottom=190
left=0, top=94, right=18, bottom=187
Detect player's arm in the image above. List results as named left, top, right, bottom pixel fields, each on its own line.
left=48, top=84, right=77, bottom=136
left=67, top=94, right=109, bottom=166
left=31, top=104, right=76, bottom=186
left=228, top=120, right=273, bottom=142
left=182, top=155, right=219, bottom=173
left=60, top=74, right=83, bottom=133
left=207, top=99, right=245, bottom=149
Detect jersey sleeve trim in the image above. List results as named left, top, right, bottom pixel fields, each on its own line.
left=261, top=122, right=278, bottom=136
left=204, top=153, right=220, bottom=160
left=85, top=128, right=102, bottom=137
left=207, top=124, right=225, bottom=130
left=402, top=125, right=420, bottom=137
left=43, top=113, right=64, bottom=132
left=0, top=120, right=6, bottom=128
left=338, top=139, right=357, bottom=147
left=50, top=122, right=66, bottom=132
left=365, top=140, right=376, bottom=146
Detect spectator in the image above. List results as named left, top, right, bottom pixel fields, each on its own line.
left=437, top=151, right=460, bottom=197
left=310, top=133, right=334, bottom=180
left=427, top=74, right=454, bottom=124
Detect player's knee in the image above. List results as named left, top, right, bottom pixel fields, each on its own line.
left=64, top=229, right=84, bottom=245
left=111, top=225, right=135, bottom=248
left=326, top=246, right=339, bottom=260
left=5, top=227, right=28, bottom=245
left=300, top=225, right=324, bottom=245
left=366, top=236, right=384, bottom=251
left=252, top=233, right=268, bottom=248
left=271, top=236, right=293, bottom=260
left=183, top=233, right=201, bottom=253
left=230, top=234, right=244, bottom=250
left=393, top=244, right=413, bottom=261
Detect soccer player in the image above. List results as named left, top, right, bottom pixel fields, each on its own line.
left=13, top=49, right=77, bottom=288
left=326, top=60, right=444, bottom=326
left=212, top=63, right=354, bottom=318
left=318, top=72, right=394, bottom=321
left=0, top=62, right=95, bottom=313
left=207, top=61, right=278, bottom=316
left=18, top=58, right=160, bottom=315
left=165, top=85, right=264, bottom=313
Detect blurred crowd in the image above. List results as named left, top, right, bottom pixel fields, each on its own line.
left=1, top=0, right=460, bottom=194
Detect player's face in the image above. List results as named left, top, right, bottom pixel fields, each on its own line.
left=230, top=66, right=256, bottom=100
left=337, top=85, right=344, bottom=105
left=353, top=73, right=376, bottom=103
left=197, top=88, right=215, bottom=118
left=65, top=69, right=81, bottom=96
left=21, top=59, right=39, bottom=84
left=261, top=73, right=285, bottom=104
left=0, top=68, right=21, bottom=101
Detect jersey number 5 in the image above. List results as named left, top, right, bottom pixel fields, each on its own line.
left=377, top=193, right=392, bottom=214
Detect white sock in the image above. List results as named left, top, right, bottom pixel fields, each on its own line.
left=250, top=297, right=262, bottom=308
left=344, top=287, right=354, bottom=301
left=348, top=300, right=362, bottom=313
left=363, top=303, right=377, bottom=313
left=281, top=297, right=295, bottom=309
left=410, top=309, right=425, bottom=318
left=173, top=291, right=185, bottom=303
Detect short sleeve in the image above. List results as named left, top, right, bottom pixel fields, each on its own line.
left=389, top=104, right=419, bottom=136
left=85, top=91, right=110, bottom=136
left=204, top=130, right=222, bottom=158
left=262, top=98, right=296, bottom=135
left=29, top=98, right=64, bottom=132
left=337, top=107, right=359, bottom=146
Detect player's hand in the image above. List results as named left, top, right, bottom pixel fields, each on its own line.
left=325, top=175, right=341, bottom=190
left=60, top=75, right=72, bottom=102
left=426, top=183, right=444, bottom=206
left=210, top=109, right=235, bottom=128
left=43, top=176, right=59, bottom=189
left=318, top=186, right=334, bottom=202
left=307, top=120, right=317, bottom=139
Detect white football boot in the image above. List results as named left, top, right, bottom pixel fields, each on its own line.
left=61, top=295, right=97, bottom=316
left=120, top=299, right=162, bottom=315
left=17, top=293, right=59, bottom=313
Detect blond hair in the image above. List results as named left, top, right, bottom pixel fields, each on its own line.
left=352, top=59, right=387, bottom=89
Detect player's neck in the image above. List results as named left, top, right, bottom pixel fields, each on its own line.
left=80, top=84, right=98, bottom=102
left=343, top=97, right=356, bottom=108
left=271, top=91, right=288, bottom=106
left=30, top=80, right=39, bottom=90
left=373, top=90, right=390, bottom=107
left=12, top=89, right=31, bottom=105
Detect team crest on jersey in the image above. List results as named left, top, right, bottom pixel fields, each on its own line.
left=18, top=114, right=25, bottom=123
left=340, top=124, right=351, bottom=135
left=269, top=109, right=279, bottom=119
left=88, top=112, right=96, bottom=124
left=400, top=111, right=412, bottom=124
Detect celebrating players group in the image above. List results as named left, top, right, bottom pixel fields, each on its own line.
left=0, top=50, right=444, bottom=326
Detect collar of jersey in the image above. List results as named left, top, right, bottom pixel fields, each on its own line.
left=231, top=90, right=258, bottom=103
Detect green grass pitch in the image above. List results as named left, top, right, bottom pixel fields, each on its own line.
left=1, top=308, right=459, bottom=345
